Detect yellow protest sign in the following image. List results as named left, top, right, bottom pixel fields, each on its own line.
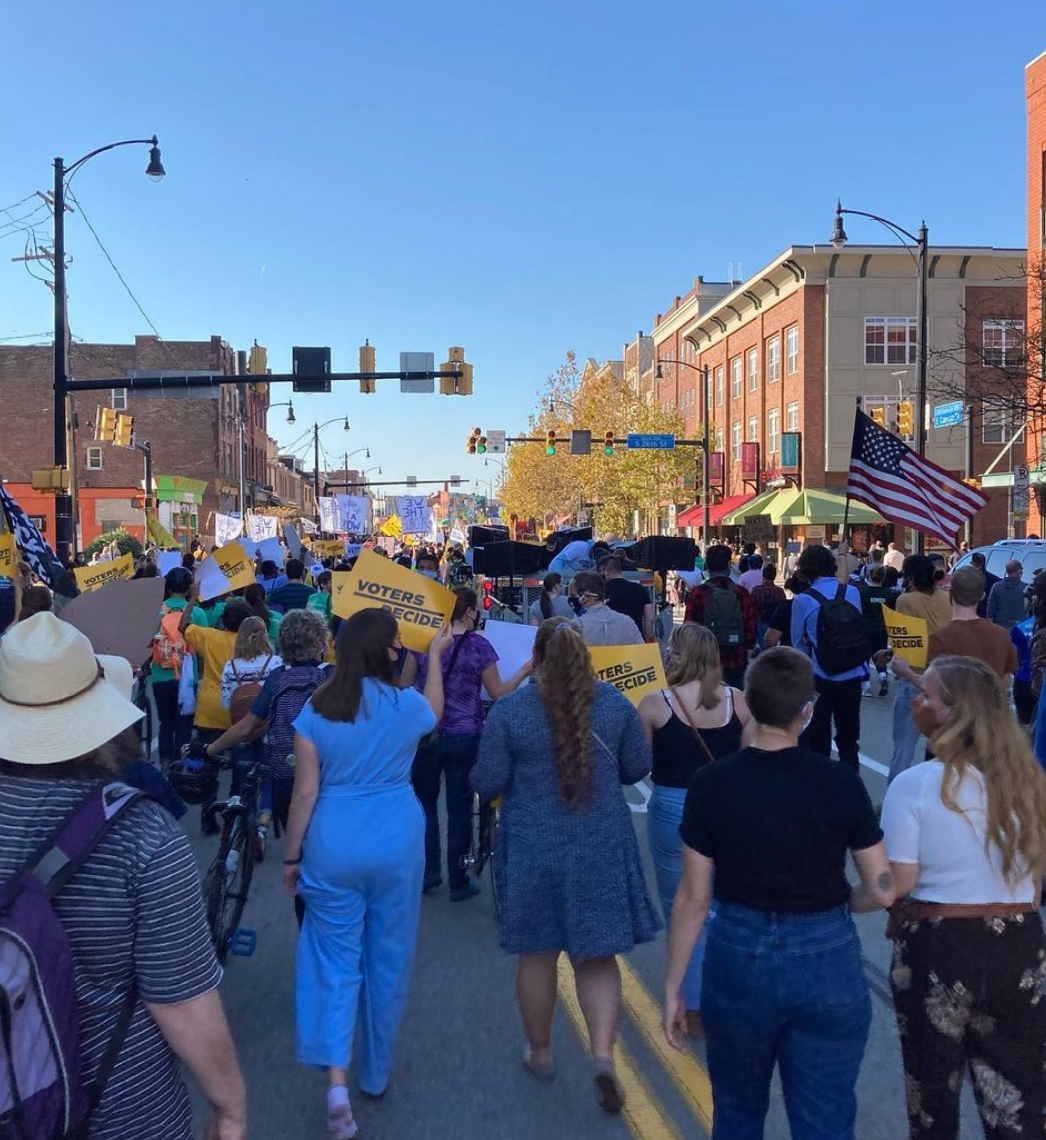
left=381, top=515, right=403, bottom=540
left=332, top=550, right=454, bottom=652
left=883, top=607, right=928, bottom=670
left=146, top=514, right=178, bottom=548
left=313, top=539, right=345, bottom=560
left=0, top=533, right=16, bottom=578
left=73, top=552, right=135, bottom=594
left=588, top=643, right=667, bottom=707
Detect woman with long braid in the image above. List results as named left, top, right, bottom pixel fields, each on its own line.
left=473, top=618, right=659, bottom=1114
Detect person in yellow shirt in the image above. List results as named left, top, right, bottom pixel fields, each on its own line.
left=179, top=589, right=252, bottom=834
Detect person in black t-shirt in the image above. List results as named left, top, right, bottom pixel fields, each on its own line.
left=599, top=555, right=653, bottom=640
left=663, top=647, right=894, bottom=1140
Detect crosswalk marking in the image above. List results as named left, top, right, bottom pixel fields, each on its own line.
left=619, top=959, right=714, bottom=1133
left=555, top=956, right=684, bottom=1140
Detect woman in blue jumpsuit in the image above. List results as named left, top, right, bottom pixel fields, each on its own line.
left=282, top=608, right=451, bottom=1140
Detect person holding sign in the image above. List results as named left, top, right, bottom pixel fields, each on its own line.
left=281, top=609, right=452, bottom=1133
left=638, top=625, right=753, bottom=1039
left=472, top=619, right=659, bottom=1113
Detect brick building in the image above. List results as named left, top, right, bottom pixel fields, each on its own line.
left=0, top=334, right=269, bottom=547
left=1027, top=50, right=1046, bottom=533
left=650, top=246, right=1025, bottom=546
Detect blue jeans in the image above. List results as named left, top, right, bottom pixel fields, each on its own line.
left=411, top=731, right=480, bottom=890
left=648, top=786, right=708, bottom=1010
left=888, top=679, right=923, bottom=784
left=702, top=903, right=871, bottom=1140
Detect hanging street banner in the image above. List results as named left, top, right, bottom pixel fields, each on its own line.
left=332, top=549, right=454, bottom=651
left=588, top=643, right=667, bottom=707
left=397, top=496, right=434, bottom=536
left=214, top=512, right=243, bottom=546
left=73, top=552, right=135, bottom=594
left=0, top=533, right=17, bottom=577
left=882, top=608, right=928, bottom=670
left=196, top=540, right=256, bottom=601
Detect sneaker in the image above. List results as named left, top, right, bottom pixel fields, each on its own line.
left=879, top=677, right=889, bottom=697
left=449, top=881, right=481, bottom=902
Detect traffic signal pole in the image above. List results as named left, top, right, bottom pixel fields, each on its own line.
left=63, top=368, right=462, bottom=394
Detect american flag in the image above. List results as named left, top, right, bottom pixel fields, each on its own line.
left=846, top=409, right=988, bottom=548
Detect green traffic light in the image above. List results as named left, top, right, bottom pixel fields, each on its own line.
left=478, top=445, right=487, bottom=454
left=604, top=446, right=614, bottom=456
left=546, top=446, right=556, bottom=456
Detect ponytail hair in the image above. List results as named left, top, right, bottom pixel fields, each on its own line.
left=540, top=572, right=563, bottom=620
left=533, top=617, right=597, bottom=805
left=233, top=616, right=272, bottom=661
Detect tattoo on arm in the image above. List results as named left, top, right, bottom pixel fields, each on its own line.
left=877, top=870, right=894, bottom=893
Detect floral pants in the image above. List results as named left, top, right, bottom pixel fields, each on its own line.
left=890, top=912, right=1046, bottom=1138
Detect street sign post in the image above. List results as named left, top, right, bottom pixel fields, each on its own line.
left=933, top=400, right=964, bottom=429
left=399, top=352, right=436, bottom=394
left=1013, top=463, right=1030, bottom=520
left=406, top=475, right=418, bottom=487
left=486, top=430, right=506, bottom=454
left=626, top=433, right=676, bottom=450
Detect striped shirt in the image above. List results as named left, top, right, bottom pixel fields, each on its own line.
left=0, top=773, right=222, bottom=1140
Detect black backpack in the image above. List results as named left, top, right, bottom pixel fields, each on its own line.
left=704, top=582, right=744, bottom=648
left=811, top=583, right=870, bottom=676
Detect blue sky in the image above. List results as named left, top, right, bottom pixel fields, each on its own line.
left=0, top=0, right=1039, bottom=494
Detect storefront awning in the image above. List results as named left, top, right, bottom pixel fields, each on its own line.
left=778, top=489, right=886, bottom=525
left=678, top=492, right=758, bottom=529
left=720, top=489, right=779, bottom=526
left=154, top=475, right=207, bottom=505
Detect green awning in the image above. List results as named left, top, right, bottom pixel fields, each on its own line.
left=778, top=489, right=885, bottom=525
left=154, top=475, right=207, bottom=504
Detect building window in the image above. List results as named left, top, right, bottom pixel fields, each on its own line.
left=731, top=356, right=742, bottom=399
left=747, top=415, right=757, bottom=441
left=715, top=366, right=724, bottom=407
left=767, top=335, right=781, bottom=384
left=982, top=319, right=1025, bottom=367
left=768, top=408, right=780, bottom=454
left=731, top=421, right=742, bottom=462
left=786, top=326, right=799, bottom=375
left=982, top=405, right=1009, bottom=444
left=747, top=348, right=758, bottom=391
left=715, top=426, right=724, bottom=454
left=786, top=400, right=799, bottom=432
left=111, top=388, right=128, bottom=411
left=865, top=317, right=917, bottom=365
left=86, top=447, right=103, bottom=470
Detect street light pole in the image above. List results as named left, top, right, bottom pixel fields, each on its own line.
left=702, top=364, right=711, bottom=551
left=51, top=135, right=164, bottom=564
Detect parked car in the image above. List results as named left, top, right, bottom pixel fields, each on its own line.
left=952, top=540, right=1046, bottom=586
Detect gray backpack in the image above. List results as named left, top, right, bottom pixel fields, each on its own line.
left=705, top=583, right=743, bottom=647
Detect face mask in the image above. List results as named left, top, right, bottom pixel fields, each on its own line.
left=418, top=569, right=438, bottom=580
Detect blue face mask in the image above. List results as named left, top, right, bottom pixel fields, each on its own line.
left=418, top=569, right=438, bottom=580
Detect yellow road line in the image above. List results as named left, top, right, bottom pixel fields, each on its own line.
left=556, top=956, right=683, bottom=1140
left=619, top=959, right=715, bottom=1134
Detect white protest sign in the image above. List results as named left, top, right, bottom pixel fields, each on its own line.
left=237, top=539, right=261, bottom=559
left=299, top=517, right=318, bottom=535
left=397, top=496, right=433, bottom=536
left=335, top=495, right=370, bottom=534
left=246, top=514, right=279, bottom=541
left=214, top=513, right=242, bottom=546
left=196, top=557, right=233, bottom=602
left=318, top=497, right=338, bottom=533
left=450, top=526, right=467, bottom=545
left=478, top=621, right=536, bottom=699
left=256, top=536, right=284, bottom=564
left=157, top=551, right=182, bottom=577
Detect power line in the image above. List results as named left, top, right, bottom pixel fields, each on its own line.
left=0, top=192, right=38, bottom=216
left=0, top=332, right=51, bottom=343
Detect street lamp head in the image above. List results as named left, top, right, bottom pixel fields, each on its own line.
left=830, top=201, right=848, bottom=250
left=343, top=417, right=350, bottom=432
left=366, top=448, right=371, bottom=459
left=145, top=137, right=165, bottom=182
left=655, top=364, right=664, bottom=380
left=286, top=402, right=296, bottom=424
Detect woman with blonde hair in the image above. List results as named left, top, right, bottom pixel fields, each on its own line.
left=882, top=655, right=1046, bottom=1138
left=472, top=618, right=659, bottom=1114
left=638, top=623, right=753, bottom=1038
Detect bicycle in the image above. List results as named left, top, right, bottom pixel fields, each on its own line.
left=461, top=795, right=502, bottom=920
left=201, top=753, right=265, bottom=964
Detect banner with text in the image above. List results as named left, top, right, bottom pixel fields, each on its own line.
left=214, top=513, right=243, bottom=546
left=0, top=533, right=16, bottom=578
left=335, top=495, right=369, bottom=534
left=196, top=541, right=257, bottom=601
left=332, top=549, right=455, bottom=652
left=318, top=497, right=338, bottom=534
left=246, top=514, right=279, bottom=541
left=397, top=496, right=433, bottom=537
left=883, top=608, right=928, bottom=670
left=73, top=552, right=135, bottom=594
left=588, top=643, right=667, bottom=707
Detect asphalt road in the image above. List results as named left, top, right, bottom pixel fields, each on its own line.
left=184, top=685, right=988, bottom=1140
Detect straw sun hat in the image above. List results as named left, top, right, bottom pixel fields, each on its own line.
left=0, top=612, right=144, bottom=766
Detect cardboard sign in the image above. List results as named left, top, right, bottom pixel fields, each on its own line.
left=157, top=550, right=182, bottom=577
left=214, top=513, right=242, bottom=546
left=745, top=514, right=774, bottom=544
left=332, top=549, right=455, bottom=652
left=397, top=496, right=433, bottom=536
left=284, top=524, right=303, bottom=560
left=450, top=526, right=467, bottom=545
left=196, top=541, right=256, bottom=601
left=313, top=539, right=345, bottom=560
left=336, top=495, right=369, bottom=534
left=883, top=608, right=928, bottom=670
left=478, top=621, right=536, bottom=698
left=73, top=552, right=135, bottom=593
left=0, top=533, right=15, bottom=578
left=588, top=643, right=667, bottom=707
left=246, top=514, right=279, bottom=541
left=60, top=577, right=165, bottom=664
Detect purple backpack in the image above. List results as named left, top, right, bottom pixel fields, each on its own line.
left=0, top=782, right=142, bottom=1139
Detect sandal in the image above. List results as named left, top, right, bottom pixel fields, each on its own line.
left=327, top=1087, right=358, bottom=1140
left=522, top=1044, right=555, bottom=1082
left=594, top=1059, right=624, bottom=1114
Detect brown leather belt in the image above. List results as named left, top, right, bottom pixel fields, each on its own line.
left=886, top=900, right=1039, bottom=938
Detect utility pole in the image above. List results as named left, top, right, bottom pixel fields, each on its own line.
left=914, top=222, right=930, bottom=554
left=702, top=365, right=711, bottom=551
left=53, top=157, right=71, bottom=564
left=313, top=424, right=321, bottom=508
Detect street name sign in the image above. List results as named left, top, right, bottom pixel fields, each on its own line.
left=933, top=401, right=964, bottom=429
left=626, top=433, right=676, bottom=450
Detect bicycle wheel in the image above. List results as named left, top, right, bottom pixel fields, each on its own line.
left=205, top=817, right=255, bottom=964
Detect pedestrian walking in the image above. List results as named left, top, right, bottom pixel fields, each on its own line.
left=737, top=552, right=765, bottom=594
left=638, top=624, right=753, bottom=1039
left=750, top=562, right=785, bottom=650
left=573, top=570, right=644, bottom=646
left=986, top=560, right=1027, bottom=631
left=268, top=557, right=316, bottom=612
left=282, top=609, right=452, bottom=1138
left=528, top=571, right=574, bottom=625
left=472, top=618, right=660, bottom=1113
left=790, top=544, right=871, bottom=769
left=888, top=556, right=952, bottom=784
left=859, top=564, right=893, bottom=697
left=684, top=544, right=757, bottom=688
left=882, top=654, right=1046, bottom=1140
left=0, top=613, right=246, bottom=1140
left=663, top=647, right=894, bottom=1140
left=600, top=554, right=655, bottom=640
left=412, top=588, right=532, bottom=899
left=243, top=579, right=283, bottom=645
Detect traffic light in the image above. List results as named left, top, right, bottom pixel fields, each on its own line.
left=468, top=427, right=482, bottom=455
left=115, top=412, right=135, bottom=448
left=248, top=342, right=267, bottom=376
left=477, top=434, right=487, bottom=455
left=95, top=406, right=117, bottom=442
left=441, top=346, right=471, bottom=396
left=457, top=362, right=474, bottom=397
left=603, top=430, right=615, bottom=456
left=897, top=401, right=914, bottom=437
left=870, top=406, right=886, bottom=429
left=359, top=341, right=376, bottom=394
left=546, top=429, right=557, bottom=456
